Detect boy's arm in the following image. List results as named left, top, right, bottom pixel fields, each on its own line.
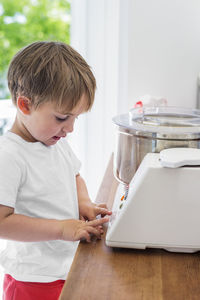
left=0, top=204, right=62, bottom=241
left=76, top=174, right=112, bottom=221
left=0, top=204, right=108, bottom=242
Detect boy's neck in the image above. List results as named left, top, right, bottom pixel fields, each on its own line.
left=10, top=117, right=37, bottom=143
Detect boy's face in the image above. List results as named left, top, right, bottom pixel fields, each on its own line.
left=16, top=94, right=88, bottom=146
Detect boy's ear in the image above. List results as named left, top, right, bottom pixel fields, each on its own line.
left=17, top=96, right=31, bottom=115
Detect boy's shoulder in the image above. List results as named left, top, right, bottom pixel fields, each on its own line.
left=0, top=133, right=26, bottom=162
left=0, top=134, right=15, bottom=150
left=58, top=137, right=72, bottom=153
left=0, top=133, right=20, bottom=149
left=58, top=138, right=80, bottom=164
left=0, top=135, right=25, bottom=176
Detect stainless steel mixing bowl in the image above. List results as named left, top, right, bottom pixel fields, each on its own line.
left=113, top=106, right=200, bottom=185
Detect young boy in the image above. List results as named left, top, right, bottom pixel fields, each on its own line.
left=0, top=41, right=111, bottom=300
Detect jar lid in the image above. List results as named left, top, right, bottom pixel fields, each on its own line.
left=113, top=106, right=200, bottom=136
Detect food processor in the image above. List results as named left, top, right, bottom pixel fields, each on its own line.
left=106, top=106, right=200, bottom=252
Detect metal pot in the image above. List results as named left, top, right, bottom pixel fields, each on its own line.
left=113, top=106, right=200, bottom=185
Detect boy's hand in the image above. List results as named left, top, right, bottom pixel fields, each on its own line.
left=60, top=217, right=109, bottom=242
left=79, top=201, right=112, bottom=221
left=76, top=175, right=112, bottom=221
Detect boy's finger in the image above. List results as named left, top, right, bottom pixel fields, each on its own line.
left=88, top=217, right=109, bottom=227
left=86, top=226, right=102, bottom=239
left=80, top=230, right=91, bottom=243
left=97, top=203, right=107, bottom=208
left=95, top=207, right=112, bottom=216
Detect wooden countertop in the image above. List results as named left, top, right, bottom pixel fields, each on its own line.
left=60, top=155, right=200, bottom=300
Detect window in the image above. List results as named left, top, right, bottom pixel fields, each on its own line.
left=0, top=0, right=71, bottom=100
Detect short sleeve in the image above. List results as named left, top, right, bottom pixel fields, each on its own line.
left=60, top=139, right=81, bottom=175
left=0, top=151, right=24, bottom=208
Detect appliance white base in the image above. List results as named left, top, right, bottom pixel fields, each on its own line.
left=106, top=152, right=200, bottom=253
left=106, top=241, right=200, bottom=253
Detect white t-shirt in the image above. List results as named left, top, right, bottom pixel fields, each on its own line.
left=0, top=131, right=81, bottom=282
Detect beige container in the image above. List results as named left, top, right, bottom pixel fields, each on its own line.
left=113, top=106, right=200, bottom=185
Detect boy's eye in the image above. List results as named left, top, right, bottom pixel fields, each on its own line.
left=55, top=116, right=70, bottom=122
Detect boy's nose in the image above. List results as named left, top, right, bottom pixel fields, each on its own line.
left=62, top=121, right=74, bottom=133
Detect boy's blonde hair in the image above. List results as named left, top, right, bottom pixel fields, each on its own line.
left=7, top=41, right=96, bottom=112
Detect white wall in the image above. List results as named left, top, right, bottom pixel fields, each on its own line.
left=70, top=0, right=200, bottom=200
left=127, top=0, right=200, bottom=108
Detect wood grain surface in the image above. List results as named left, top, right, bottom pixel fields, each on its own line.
left=59, top=155, right=200, bottom=300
